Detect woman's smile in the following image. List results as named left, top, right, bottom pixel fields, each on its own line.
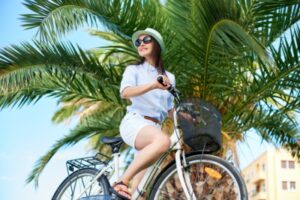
left=138, top=45, right=152, bottom=56
left=139, top=47, right=148, bottom=52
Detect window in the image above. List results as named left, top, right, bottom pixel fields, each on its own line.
left=282, top=160, right=296, bottom=169
left=262, top=181, right=266, bottom=192
left=290, top=181, right=296, bottom=191
left=288, top=161, right=295, bottom=169
left=256, top=183, right=261, bottom=193
left=248, top=171, right=253, bottom=181
left=281, top=160, right=287, bottom=168
left=262, top=163, right=266, bottom=171
left=246, top=174, right=250, bottom=183
left=282, top=181, right=287, bottom=190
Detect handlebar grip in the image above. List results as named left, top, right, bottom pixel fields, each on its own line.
left=157, top=75, right=181, bottom=99
left=157, top=76, right=167, bottom=86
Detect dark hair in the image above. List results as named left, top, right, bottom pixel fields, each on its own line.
left=135, top=37, right=166, bottom=75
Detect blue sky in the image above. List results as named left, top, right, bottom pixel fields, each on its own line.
left=0, top=1, right=272, bottom=199
left=0, top=1, right=104, bottom=199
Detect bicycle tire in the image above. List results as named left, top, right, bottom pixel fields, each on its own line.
left=149, top=154, right=248, bottom=200
left=52, top=168, right=110, bottom=200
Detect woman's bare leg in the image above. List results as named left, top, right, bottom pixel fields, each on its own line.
left=119, top=125, right=170, bottom=185
left=130, top=169, right=146, bottom=197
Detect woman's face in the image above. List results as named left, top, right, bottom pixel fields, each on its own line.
left=137, top=34, right=155, bottom=58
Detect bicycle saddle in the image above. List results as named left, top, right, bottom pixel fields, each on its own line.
left=101, top=136, right=123, bottom=144
left=101, top=136, right=124, bottom=153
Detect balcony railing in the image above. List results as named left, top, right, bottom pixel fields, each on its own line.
left=253, top=171, right=266, bottom=183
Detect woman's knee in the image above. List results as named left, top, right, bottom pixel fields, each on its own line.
left=135, top=126, right=170, bottom=151
left=154, top=134, right=170, bottom=152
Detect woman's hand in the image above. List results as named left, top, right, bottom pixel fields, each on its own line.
left=153, top=75, right=171, bottom=90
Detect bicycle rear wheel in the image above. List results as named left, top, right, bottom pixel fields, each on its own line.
left=150, top=154, right=248, bottom=200
left=52, top=168, right=110, bottom=200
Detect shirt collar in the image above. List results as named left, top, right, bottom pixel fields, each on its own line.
left=144, top=61, right=157, bottom=72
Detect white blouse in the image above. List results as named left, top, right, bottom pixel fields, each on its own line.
left=120, top=61, right=175, bottom=122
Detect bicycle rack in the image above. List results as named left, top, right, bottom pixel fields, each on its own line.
left=66, top=153, right=111, bottom=175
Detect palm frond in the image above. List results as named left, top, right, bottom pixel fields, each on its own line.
left=0, top=41, right=125, bottom=108
left=0, top=67, right=122, bottom=108
left=0, top=41, right=112, bottom=78
left=26, top=105, right=125, bottom=186
left=166, top=0, right=273, bottom=100
left=252, top=0, right=300, bottom=45
left=253, top=109, right=299, bottom=155
left=21, top=0, right=166, bottom=42
left=87, top=29, right=138, bottom=63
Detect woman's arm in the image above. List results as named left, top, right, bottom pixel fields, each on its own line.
left=121, top=82, right=155, bottom=99
left=121, top=75, right=170, bottom=99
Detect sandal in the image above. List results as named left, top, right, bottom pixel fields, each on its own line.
left=111, top=181, right=131, bottom=200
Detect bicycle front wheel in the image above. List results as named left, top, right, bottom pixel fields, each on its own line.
left=150, top=154, right=248, bottom=200
left=52, top=168, right=110, bottom=200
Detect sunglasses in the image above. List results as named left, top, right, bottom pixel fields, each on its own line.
left=135, top=36, right=153, bottom=47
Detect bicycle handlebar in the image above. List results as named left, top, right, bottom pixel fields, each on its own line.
left=157, top=76, right=181, bottom=103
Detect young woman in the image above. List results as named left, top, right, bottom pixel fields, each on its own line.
left=112, top=28, right=175, bottom=200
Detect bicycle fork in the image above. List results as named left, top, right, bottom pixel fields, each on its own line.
left=175, top=149, right=197, bottom=200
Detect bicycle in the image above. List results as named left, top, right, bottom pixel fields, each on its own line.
left=52, top=79, right=248, bottom=200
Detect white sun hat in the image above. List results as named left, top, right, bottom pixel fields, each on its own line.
left=132, top=28, right=165, bottom=53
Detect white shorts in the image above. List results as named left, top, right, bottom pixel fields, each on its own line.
left=119, top=112, right=161, bottom=148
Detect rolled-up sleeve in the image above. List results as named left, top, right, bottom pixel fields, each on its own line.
left=120, top=65, right=137, bottom=98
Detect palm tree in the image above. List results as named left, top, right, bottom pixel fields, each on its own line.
left=0, top=0, right=299, bottom=186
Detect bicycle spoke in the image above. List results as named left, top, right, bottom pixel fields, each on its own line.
left=80, top=176, right=91, bottom=196
left=152, top=155, right=244, bottom=200
left=188, top=163, right=238, bottom=199
left=52, top=168, right=108, bottom=200
left=70, top=175, right=78, bottom=199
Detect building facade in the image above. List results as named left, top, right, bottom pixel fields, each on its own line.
left=242, top=148, right=300, bottom=200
